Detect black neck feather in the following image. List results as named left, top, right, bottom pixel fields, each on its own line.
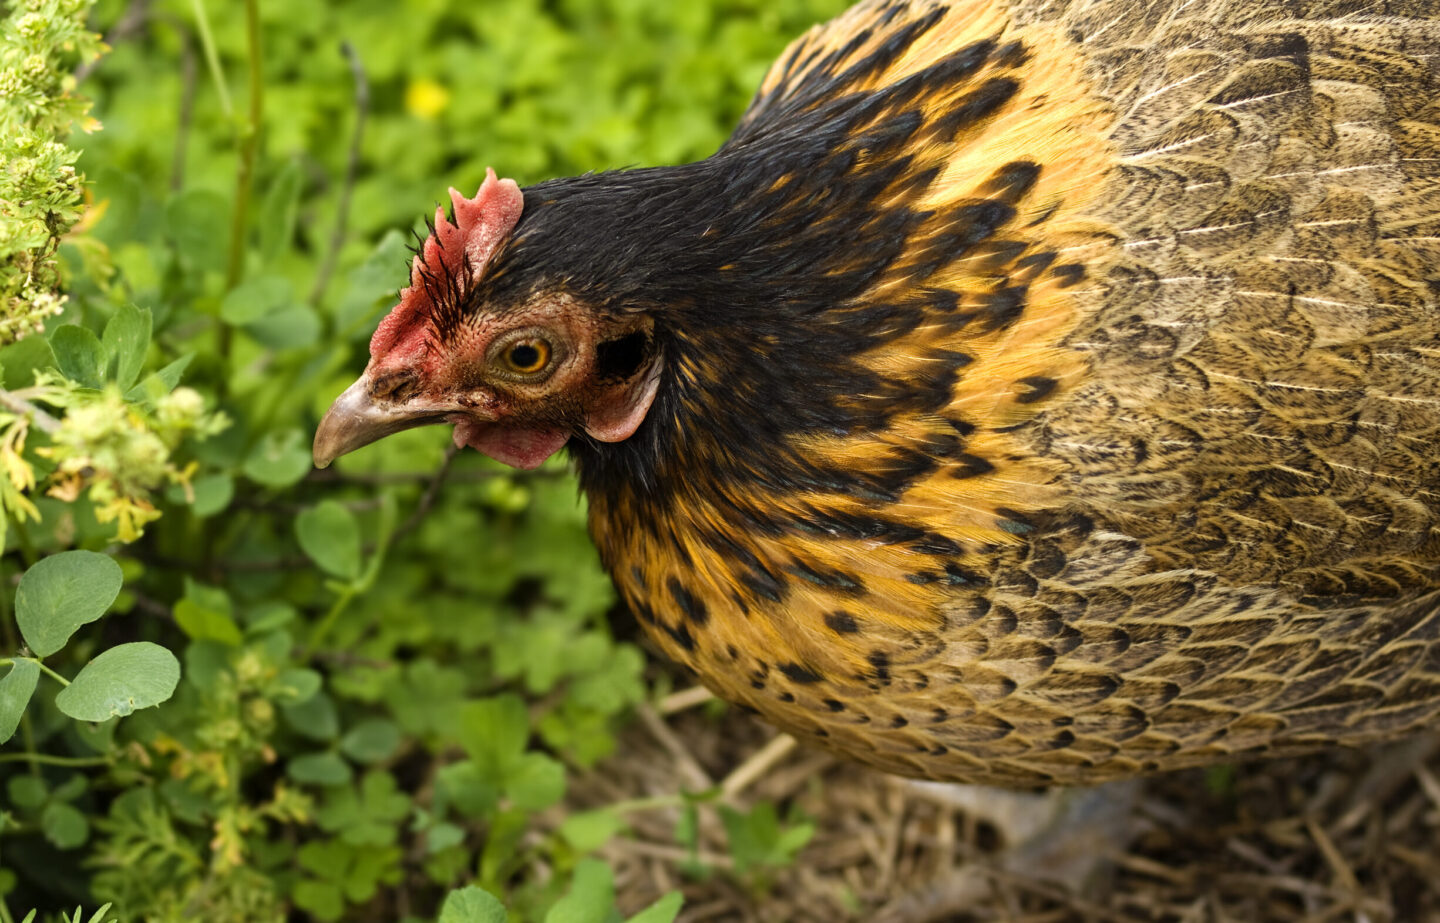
left=476, top=37, right=1030, bottom=516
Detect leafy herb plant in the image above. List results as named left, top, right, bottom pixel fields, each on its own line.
left=0, top=0, right=846, bottom=919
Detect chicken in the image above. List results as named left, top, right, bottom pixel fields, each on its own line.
left=315, top=0, right=1440, bottom=788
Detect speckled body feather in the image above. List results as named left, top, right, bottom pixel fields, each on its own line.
left=324, top=0, right=1440, bottom=786
left=570, top=0, right=1440, bottom=786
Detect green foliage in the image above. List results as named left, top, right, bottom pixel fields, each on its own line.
left=0, top=0, right=851, bottom=919
left=14, top=550, right=121, bottom=657
left=718, top=802, right=817, bottom=877
left=0, top=0, right=105, bottom=344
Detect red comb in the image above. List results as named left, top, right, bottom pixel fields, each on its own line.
left=369, top=168, right=524, bottom=358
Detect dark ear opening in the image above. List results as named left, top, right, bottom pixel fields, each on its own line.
left=595, top=331, right=650, bottom=380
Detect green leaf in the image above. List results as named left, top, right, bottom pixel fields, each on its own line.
left=40, top=801, right=89, bottom=849
left=439, top=886, right=507, bottom=923
left=544, top=859, right=614, bottom=923
left=457, top=695, right=529, bottom=782
left=51, top=774, right=87, bottom=802
left=174, top=599, right=243, bottom=646
left=259, top=159, right=303, bottom=263
left=220, top=275, right=291, bottom=325
left=54, top=642, right=181, bottom=722
left=334, top=230, right=410, bottom=331
left=626, top=893, right=683, bottom=923
left=50, top=325, right=105, bottom=389
left=296, top=500, right=362, bottom=581
left=83, top=905, right=115, bottom=923
left=246, top=302, right=321, bottom=351
left=15, top=551, right=124, bottom=657
left=272, top=667, right=322, bottom=704
left=181, top=472, right=234, bottom=517
left=244, top=601, right=297, bottom=633
left=479, top=809, right=528, bottom=890
left=340, top=719, right=401, bottom=764
left=173, top=580, right=241, bottom=646
left=559, top=808, right=626, bottom=853
left=101, top=304, right=152, bottom=389
left=435, top=761, right=498, bottom=818
left=506, top=752, right=565, bottom=811
left=165, top=189, right=230, bottom=272
left=387, top=661, right=466, bottom=738
left=283, top=691, right=340, bottom=741
left=298, top=838, right=351, bottom=878
left=718, top=802, right=813, bottom=873
left=425, top=822, right=465, bottom=854
left=0, top=659, right=39, bottom=744
left=126, top=353, right=193, bottom=403
left=288, top=752, right=354, bottom=786
left=7, top=775, right=47, bottom=810
left=0, top=336, right=57, bottom=389
left=243, top=427, right=313, bottom=488
left=292, top=879, right=344, bottom=922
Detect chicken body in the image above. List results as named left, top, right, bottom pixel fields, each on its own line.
left=317, top=0, right=1440, bottom=786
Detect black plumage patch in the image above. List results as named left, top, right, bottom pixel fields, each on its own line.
left=662, top=620, right=696, bottom=652
left=1016, top=376, right=1059, bottom=404
left=668, top=576, right=709, bottom=627
left=869, top=650, right=892, bottom=683
left=780, top=662, right=824, bottom=684
left=951, top=453, right=996, bottom=478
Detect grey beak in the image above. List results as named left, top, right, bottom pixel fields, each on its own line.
left=312, top=375, right=447, bottom=468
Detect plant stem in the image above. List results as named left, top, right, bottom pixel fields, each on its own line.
left=302, top=493, right=398, bottom=657
left=0, top=752, right=108, bottom=767
left=188, top=0, right=232, bottom=119
left=301, top=585, right=357, bottom=660
left=607, top=793, right=686, bottom=814
left=2, top=657, right=74, bottom=688
left=31, top=658, right=71, bottom=687
left=222, top=0, right=264, bottom=349
left=0, top=389, right=61, bottom=434
left=309, top=40, right=370, bottom=307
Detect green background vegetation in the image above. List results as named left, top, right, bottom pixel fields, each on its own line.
left=0, top=0, right=848, bottom=919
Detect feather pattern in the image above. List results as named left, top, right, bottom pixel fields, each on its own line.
left=569, top=0, right=1440, bottom=785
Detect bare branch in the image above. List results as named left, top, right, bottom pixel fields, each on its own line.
left=310, top=40, right=371, bottom=307
left=0, top=389, right=61, bottom=434
left=391, top=443, right=460, bottom=544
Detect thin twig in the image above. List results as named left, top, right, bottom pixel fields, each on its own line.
left=0, top=752, right=109, bottom=767
left=308, top=650, right=393, bottom=670
left=77, top=0, right=153, bottom=82
left=137, top=551, right=311, bottom=573
left=0, top=390, right=60, bottom=434
left=720, top=733, right=797, bottom=801
left=306, top=465, right=567, bottom=485
left=657, top=685, right=715, bottom=715
left=127, top=589, right=175, bottom=622
left=310, top=41, right=370, bottom=307
left=1305, top=816, right=1362, bottom=897
left=391, top=443, right=460, bottom=543
left=171, top=18, right=198, bottom=192
left=635, top=703, right=713, bottom=792
left=603, top=838, right=735, bottom=870
left=223, top=0, right=263, bottom=297
left=187, top=0, right=231, bottom=118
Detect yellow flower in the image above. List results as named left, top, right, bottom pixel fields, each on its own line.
left=405, top=77, right=451, bottom=120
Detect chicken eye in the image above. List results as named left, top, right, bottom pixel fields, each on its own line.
left=500, top=338, right=552, bottom=375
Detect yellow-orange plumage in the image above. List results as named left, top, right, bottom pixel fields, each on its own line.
left=318, top=0, right=1440, bottom=787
